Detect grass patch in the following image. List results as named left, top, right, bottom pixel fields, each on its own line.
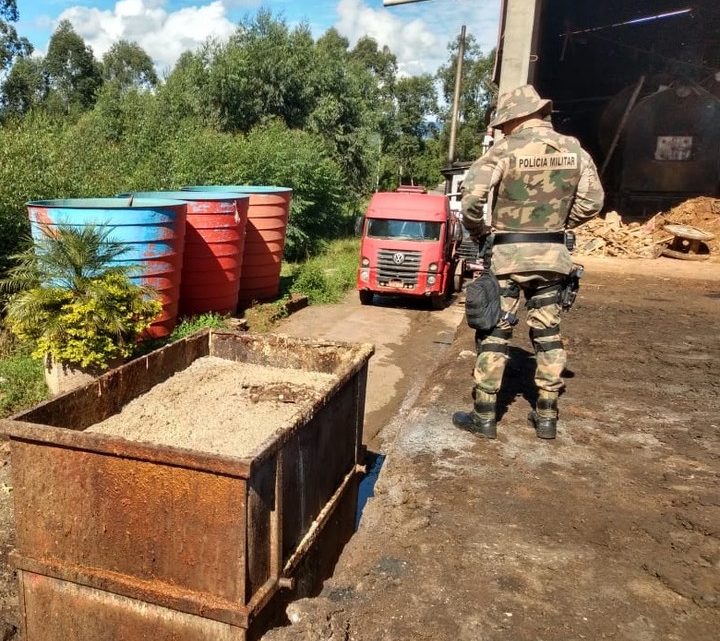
left=286, top=238, right=359, bottom=305
left=244, top=299, right=289, bottom=333
left=0, top=336, right=47, bottom=418
left=244, top=237, right=359, bottom=331
left=169, top=313, right=229, bottom=341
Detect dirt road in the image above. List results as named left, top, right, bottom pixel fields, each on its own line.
left=277, top=292, right=464, bottom=445
left=266, top=259, right=720, bottom=641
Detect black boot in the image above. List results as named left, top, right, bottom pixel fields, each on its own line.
left=528, top=395, right=558, bottom=439
left=452, top=401, right=497, bottom=439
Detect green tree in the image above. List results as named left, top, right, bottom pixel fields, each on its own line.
left=207, top=11, right=316, bottom=132
left=44, top=20, right=103, bottom=112
left=308, top=28, right=377, bottom=194
left=157, top=48, right=215, bottom=126
left=102, top=40, right=158, bottom=91
left=387, top=74, right=439, bottom=186
left=349, top=36, right=398, bottom=189
left=1, top=56, right=44, bottom=117
left=0, top=1, right=32, bottom=73
left=437, top=34, right=496, bottom=162
left=350, top=36, right=397, bottom=92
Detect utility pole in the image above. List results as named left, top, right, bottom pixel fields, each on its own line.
left=447, top=25, right=466, bottom=165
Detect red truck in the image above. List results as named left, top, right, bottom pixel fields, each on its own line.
left=356, top=187, right=462, bottom=309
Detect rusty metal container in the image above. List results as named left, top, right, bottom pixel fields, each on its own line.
left=2, top=331, right=372, bottom=640
left=603, top=82, right=720, bottom=203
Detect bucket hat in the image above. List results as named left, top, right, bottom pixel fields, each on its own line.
left=489, top=84, right=552, bottom=128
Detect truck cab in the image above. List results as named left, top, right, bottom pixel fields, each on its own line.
left=357, top=187, right=459, bottom=309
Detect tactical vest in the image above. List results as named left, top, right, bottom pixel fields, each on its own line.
left=493, top=128, right=582, bottom=232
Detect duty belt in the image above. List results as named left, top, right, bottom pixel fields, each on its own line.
left=493, top=231, right=565, bottom=245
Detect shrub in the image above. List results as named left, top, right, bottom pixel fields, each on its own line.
left=7, top=270, right=161, bottom=369
left=3, top=225, right=162, bottom=369
left=289, top=237, right=360, bottom=304
left=0, top=343, right=47, bottom=417
left=0, top=111, right=352, bottom=273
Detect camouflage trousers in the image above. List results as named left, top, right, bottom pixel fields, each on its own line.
left=474, top=272, right=566, bottom=395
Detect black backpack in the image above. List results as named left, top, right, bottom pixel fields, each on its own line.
left=465, top=269, right=501, bottom=331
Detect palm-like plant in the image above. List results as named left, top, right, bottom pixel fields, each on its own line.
left=3, top=224, right=161, bottom=370
left=2, top=223, right=129, bottom=293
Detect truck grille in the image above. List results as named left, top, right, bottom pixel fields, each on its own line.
left=377, top=249, right=421, bottom=287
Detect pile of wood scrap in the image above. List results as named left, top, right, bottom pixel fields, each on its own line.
left=575, top=197, right=720, bottom=259
left=574, top=212, right=660, bottom=258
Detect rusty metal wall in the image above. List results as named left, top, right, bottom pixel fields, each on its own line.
left=278, top=375, right=363, bottom=563
left=11, top=441, right=248, bottom=605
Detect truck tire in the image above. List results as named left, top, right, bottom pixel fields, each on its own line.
left=430, top=294, right=445, bottom=310
left=359, top=290, right=374, bottom=305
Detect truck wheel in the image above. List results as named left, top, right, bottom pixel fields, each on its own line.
left=430, top=294, right=445, bottom=310
left=359, top=290, right=374, bottom=305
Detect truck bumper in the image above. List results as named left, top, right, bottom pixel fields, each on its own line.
left=357, top=269, right=443, bottom=297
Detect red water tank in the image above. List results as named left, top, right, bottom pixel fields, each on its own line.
left=182, top=186, right=292, bottom=306
left=124, top=191, right=249, bottom=316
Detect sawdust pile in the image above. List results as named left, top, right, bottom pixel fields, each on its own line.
left=575, top=197, right=720, bottom=258
left=650, top=197, right=720, bottom=254
left=89, top=356, right=338, bottom=458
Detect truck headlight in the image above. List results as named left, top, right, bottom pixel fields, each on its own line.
left=360, top=269, right=370, bottom=282
left=429, top=263, right=438, bottom=272
left=428, top=275, right=437, bottom=285
left=361, top=257, right=370, bottom=267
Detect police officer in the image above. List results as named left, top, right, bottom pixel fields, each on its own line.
left=453, top=84, right=604, bottom=440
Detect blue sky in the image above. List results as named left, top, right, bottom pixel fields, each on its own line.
left=15, top=1, right=500, bottom=76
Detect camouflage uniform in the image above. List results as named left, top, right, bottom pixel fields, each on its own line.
left=460, top=85, right=604, bottom=431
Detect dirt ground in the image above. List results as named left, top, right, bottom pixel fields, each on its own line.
left=277, top=290, right=464, bottom=446
left=265, top=260, right=720, bottom=641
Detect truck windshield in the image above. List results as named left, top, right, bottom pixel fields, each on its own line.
left=366, top=219, right=442, bottom=241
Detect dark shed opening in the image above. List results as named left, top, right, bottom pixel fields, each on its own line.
left=529, top=0, right=720, bottom=210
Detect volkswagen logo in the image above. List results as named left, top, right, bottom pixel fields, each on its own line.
left=392, top=252, right=405, bottom=265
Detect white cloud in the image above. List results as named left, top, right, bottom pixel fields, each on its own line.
left=335, top=0, right=499, bottom=76
left=58, top=0, right=237, bottom=72
left=335, top=0, right=438, bottom=76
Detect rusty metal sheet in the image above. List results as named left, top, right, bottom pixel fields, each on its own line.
left=12, top=440, right=248, bottom=604
left=13, top=331, right=211, bottom=429
left=21, top=572, right=246, bottom=641
left=210, top=331, right=374, bottom=378
left=3, top=420, right=252, bottom=478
